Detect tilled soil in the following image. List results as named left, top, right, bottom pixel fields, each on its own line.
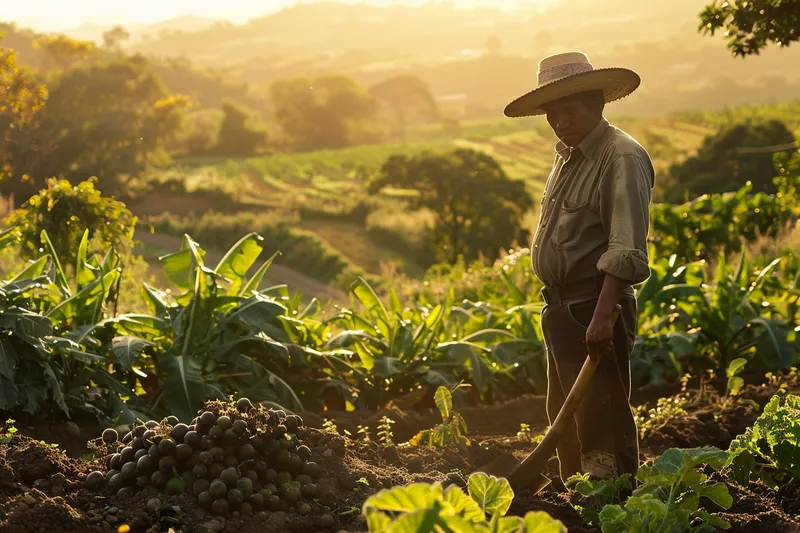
left=2, top=373, right=799, bottom=533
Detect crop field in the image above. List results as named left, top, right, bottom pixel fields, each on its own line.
left=4, top=1, right=800, bottom=530
left=1, top=206, right=799, bottom=532
left=142, top=101, right=800, bottom=286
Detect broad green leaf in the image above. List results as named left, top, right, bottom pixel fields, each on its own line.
left=0, top=307, right=52, bottom=344
left=39, top=230, right=70, bottom=296
left=490, top=515, right=524, bottom=533
left=0, top=226, right=20, bottom=251
left=142, top=283, right=169, bottom=316
left=9, top=256, right=50, bottom=284
left=726, top=358, right=747, bottom=378
left=75, top=229, right=95, bottom=290
left=365, top=510, right=392, bottom=532
left=160, top=234, right=206, bottom=290
left=468, top=473, right=514, bottom=518
left=444, top=486, right=485, bottom=523
left=351, top=277, right=391, bottom=339
left=697, top=482, right=733, bottom=509
left=434, top=385, right=452, bottom=421
left=523, top=511, right=568, bottom=532
left=363, top=482, right=444, bottom=513
left=158, top=353, right=224, bottom=422
left=239, top=251, right=280, bottom=297
left=354, top=337, right=375, bottom=372
left=112, top=336, right=156, bottom=370
left=214, top=232, right=263, bottom=295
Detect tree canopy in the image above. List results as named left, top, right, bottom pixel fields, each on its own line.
left=2, top=56, right=190, bottom=202
left=369, top=148, right=534, bottom=264
left=699, top=0, right=800, bottom=56
left=270, top=74, right=380, bottom=151
left=665, top=119, right=797, bottom=202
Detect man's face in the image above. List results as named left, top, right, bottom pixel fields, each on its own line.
left=541, top=93, right=602, bottom=148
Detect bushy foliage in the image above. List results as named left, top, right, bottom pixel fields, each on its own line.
left=369, top=148, right=534, bottom=264
left=5, top=177, right=137, bottom=266
left=665, top=119, right=796, bottom=202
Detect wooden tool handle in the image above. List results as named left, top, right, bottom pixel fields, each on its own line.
left=508, top=303, right=622, bottom=487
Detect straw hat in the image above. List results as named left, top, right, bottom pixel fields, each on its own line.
left=504, top=51, right=641, bottom=118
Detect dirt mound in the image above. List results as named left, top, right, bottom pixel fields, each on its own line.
left=2, top=374, right=800, bottom=533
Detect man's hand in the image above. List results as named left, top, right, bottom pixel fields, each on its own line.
left=586, top=273, right=629, bottom=361
left=586, top=311, right=615, bottom=361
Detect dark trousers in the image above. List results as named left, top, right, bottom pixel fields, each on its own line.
left=541, top=293, right=639, bottom=481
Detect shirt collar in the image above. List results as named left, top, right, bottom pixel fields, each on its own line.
left=554, top=117, right=610, bottom=161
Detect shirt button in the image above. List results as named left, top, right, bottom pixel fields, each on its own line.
left=551, top=198, right=556, bottom=203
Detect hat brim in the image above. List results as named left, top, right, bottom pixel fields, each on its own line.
left=504, top=67, right=641, bottom=118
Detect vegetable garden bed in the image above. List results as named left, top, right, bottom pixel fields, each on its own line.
left=2, top=373, right=798, bottom=533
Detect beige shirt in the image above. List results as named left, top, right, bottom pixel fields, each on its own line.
left=531, top=117, right=655, bottom=290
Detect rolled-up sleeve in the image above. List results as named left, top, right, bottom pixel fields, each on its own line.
left=596, top=153, right=653, bottom=285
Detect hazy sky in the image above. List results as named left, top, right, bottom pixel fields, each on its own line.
left=3, top=0, right=549, bottom=31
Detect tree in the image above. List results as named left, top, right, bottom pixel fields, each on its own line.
left=270, top=74, right=380, bottom=151
left=665, top=119, right=797, bottom=202
left=368, top=74, right=438, bottom=144
left=5, top=177, right=137, bottom=267
left=170, top=108, right=224, bottom=155
left=2, top=57, right=191, bottom=202
left=102, top=25, right=131, bottom=51
left=0, top=47, right=48, bottom=202
left=369, top=148, right=534, bottom=264
left=699, top=0, right=800, bottom=56
left=216, top=100, right=268, bottom=157
left=33, top=35, right=94, bottom=69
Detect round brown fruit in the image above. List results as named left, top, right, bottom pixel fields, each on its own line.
left=158, top=456, right=176, bottom=472
left=199, top=411, right=216, bottom=427
left=151, top=470, right=168, bottom=488
left=209, top=425, right=223, bottom=441
left=183, top=431, right=201, bottom=449
left=158, top=438, right=176, bottom=456
left=175, top=443, right=193, bottom=463
left=211, top=499, right=229, bottom=516
left=216, top=416, right=232, bottom=431
left=86, top=471, right=104, bottom=490
left=198, top=491, right=213, bottom=509
left=120, top=447, right=135, bottom=464
left=232, top=419, right=247, bottom=436
left=102, top=428, right=118, bottom=444
left=227, top=488, right=244, bottom=508
left=109, top=453, right=122, bottom=470
left=171, top=423, right=189, bottom=442
left=297, top=445, right=311, bottom=461
left=236, top=397, right=254, bottom=413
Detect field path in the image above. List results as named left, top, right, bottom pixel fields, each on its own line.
left=136, top=232, right=349, bottom=304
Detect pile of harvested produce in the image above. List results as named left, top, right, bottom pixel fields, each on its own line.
left=88, top=398, right=322, bottom=519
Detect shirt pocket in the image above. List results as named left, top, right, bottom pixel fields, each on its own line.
left=553, top=199, right=590, bottom=250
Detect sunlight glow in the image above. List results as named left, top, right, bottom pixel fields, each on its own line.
left=3, top=0, right=554, bottom=31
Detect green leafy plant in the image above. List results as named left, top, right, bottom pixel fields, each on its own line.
left=565, top=472, right=633, bottom=526
left=409, top=385, right=469, bottom=449
left=598, top=447, right=733, bottom=532
left=377, top=415, right=395, bottom=446
left=726, top=392, right=800, bottom=495
left=362, top=472, right=567, bottom=532
left=725, top=358, right=748, bottom=398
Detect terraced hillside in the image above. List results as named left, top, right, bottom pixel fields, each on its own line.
left=141, top=101, right=800, bottom=284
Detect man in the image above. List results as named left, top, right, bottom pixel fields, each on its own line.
left=504, top=51, right=654, bottom=482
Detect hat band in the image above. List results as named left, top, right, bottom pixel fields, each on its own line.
left=538, top=62, right=594, bottom=86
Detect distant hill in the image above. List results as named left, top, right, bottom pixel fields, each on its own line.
left=116, top=0, right=800, bottom=118
left=64, top=15, right=221, bottom=45
left=0, top=21, right=269, bottom=116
